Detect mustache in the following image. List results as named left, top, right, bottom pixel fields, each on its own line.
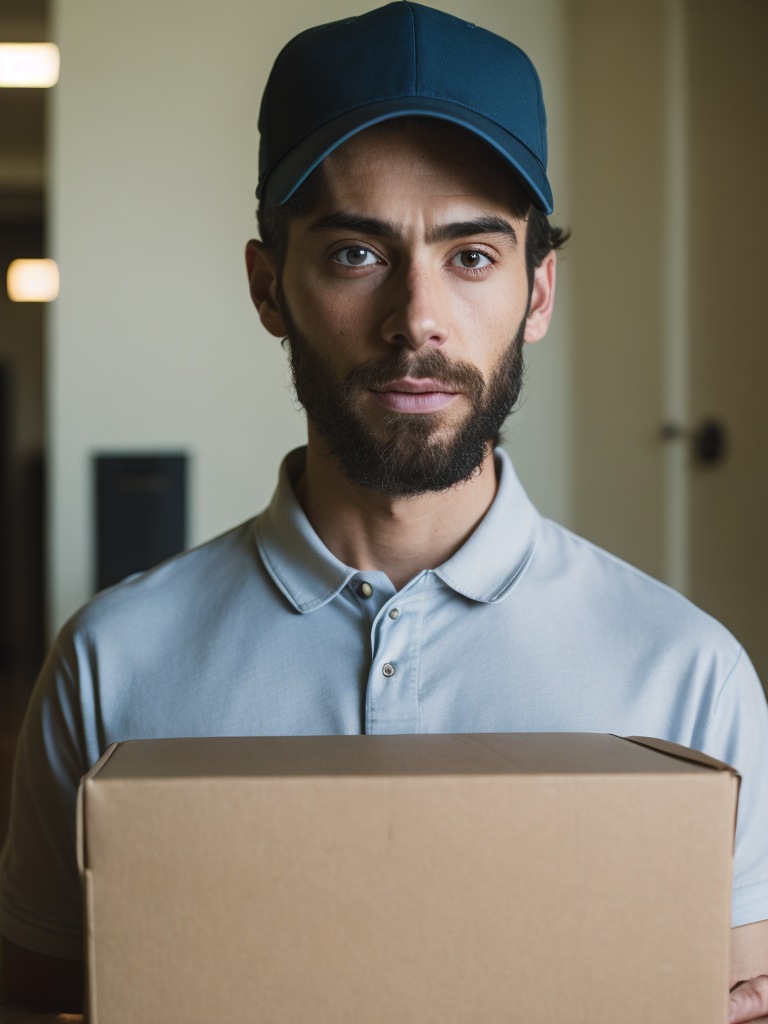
left=274, top=276, right=486, bottom=398
left=341, top=347, right=485, bottom=397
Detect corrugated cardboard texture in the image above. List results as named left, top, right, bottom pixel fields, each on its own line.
left=80, top=733, right=737, bottom=1024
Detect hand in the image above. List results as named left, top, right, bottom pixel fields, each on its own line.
left=730, top=976, right=768, bottom=1022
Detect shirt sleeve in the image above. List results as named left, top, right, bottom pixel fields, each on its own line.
left=0, top=630, right=90, bottom=958
left=702, top=646, right=768, bottom=928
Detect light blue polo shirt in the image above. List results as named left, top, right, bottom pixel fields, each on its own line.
left=2, top=446, right=768, bottom=958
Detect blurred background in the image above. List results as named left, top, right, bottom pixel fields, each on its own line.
left=0, top=0, right=766, bottom=842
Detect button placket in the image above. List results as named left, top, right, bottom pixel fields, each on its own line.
left=356, top=575, right=397, bottom=672
left=365, top=572, right=428, bottom=735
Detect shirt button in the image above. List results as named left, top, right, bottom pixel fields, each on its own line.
left=360, top=582, right=373, bottom=598
left=389, top=608, right=400, bottom=619
left=382, top=662, right=395, bottom=677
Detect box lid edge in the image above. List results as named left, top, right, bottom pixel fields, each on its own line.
left=76, top=741, right=121, bottom=875
left=618, top=735, right=740, bottom=777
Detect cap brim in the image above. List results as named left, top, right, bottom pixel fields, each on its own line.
left=258, top=96, right=553, bottom=214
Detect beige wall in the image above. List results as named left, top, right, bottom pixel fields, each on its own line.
left=569, top=0, right=668, bottom=581
left=49, top=0, right=572, bottom=633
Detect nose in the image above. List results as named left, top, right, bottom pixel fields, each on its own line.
left=381, top=263, right=450, bottom=351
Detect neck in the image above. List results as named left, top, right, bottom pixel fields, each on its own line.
left=294, top=423, right=499, bottom=591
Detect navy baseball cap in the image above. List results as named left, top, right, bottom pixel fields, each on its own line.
left=257, top=1, right=553, bottom=214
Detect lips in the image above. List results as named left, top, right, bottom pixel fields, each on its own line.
left=373, top=377, right=456, bottom=395
left=370, top=377, right=459, bottom=412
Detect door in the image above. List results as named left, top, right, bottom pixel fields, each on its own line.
left=686, top=0, right=768, bottom=681
left=570, top=0, right=768, bottom=685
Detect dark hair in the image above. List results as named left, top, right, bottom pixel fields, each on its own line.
left=257, top=121, right=570, bottom=291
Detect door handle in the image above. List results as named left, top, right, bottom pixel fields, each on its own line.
left=661, top=419, right=728, bottom=465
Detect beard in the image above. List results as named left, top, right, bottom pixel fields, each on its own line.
left=278, top=288, right=526, bottom=498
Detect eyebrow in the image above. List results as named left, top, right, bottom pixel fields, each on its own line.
left=306, top=212, right=518, bottom=246
left=307, top=212, right=399, bottom=238
left=426, top=217, right=517, bottom=245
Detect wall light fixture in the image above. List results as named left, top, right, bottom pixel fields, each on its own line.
left=7, top=259, right=60, bottom=302
left=0, top=43, right=60, bottom=87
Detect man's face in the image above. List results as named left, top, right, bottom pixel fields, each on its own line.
left=269, top=122, right=551, bottom=496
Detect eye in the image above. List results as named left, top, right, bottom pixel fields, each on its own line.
left=332, top=246, right=379, bottom=267
left=450, top=249, right=493, bottom=270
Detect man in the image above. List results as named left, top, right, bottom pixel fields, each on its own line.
left=2, top=3, right=768, bottom=1021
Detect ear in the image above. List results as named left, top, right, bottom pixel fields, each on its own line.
left=245, top=239, right=287, bottom=338
left=523, top=249, right=557, bottom=345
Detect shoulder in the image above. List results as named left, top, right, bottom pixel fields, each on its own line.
left=65, top=517, right=268, bottom=647
left=532, top=517, right=742, bottom=664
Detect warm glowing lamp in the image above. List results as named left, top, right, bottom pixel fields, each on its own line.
left=0, top=43, right=60, bottom=87
left=7, top=259, right=60, bottom=302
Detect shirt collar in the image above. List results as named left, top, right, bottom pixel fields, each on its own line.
left=433, top=446, right=541, bottom=602
left=254, top=446, right=541, bottom=613
left=254, top=448, right=356, bottom=613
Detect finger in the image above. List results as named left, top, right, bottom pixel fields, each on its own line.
left=729, top=975, right=768, bottom=1022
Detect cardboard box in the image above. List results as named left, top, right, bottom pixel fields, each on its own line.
left=77, top=733, right=739, bottom=1023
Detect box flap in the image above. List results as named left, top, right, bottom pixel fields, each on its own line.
left=77, top=742, right=120, bottom=875
left=619, top=736, right=739, bottom=777
left=620, top=736, right=741, bottom=855
left=87, top=733, right=727, bottom=782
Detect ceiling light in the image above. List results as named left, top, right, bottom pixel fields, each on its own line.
left=0, top=43, right=60, bottom=88
left=7, top=259, right=60, bottom=302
